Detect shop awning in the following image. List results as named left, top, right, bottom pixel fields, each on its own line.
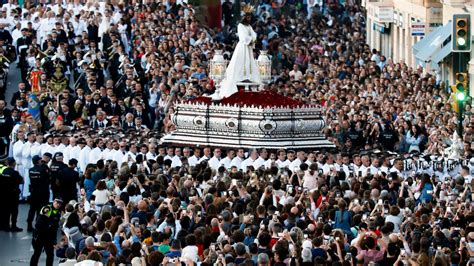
left=413, top=21, right=452, bottom=63
left=430, top=41, right=452, bottom=68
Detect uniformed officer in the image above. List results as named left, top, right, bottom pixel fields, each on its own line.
left=27, top=155, right=50, bottom=232
left=49, top=152, right=67, bottom=200
left=30, top=198, right=62, bottom=266
left=57, top=158, right=79, bottom=205
left=0, top=157, right=23, bottom=232
left=0, top=160, right=8, bottom=231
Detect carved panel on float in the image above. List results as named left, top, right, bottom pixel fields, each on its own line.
left=161, top=95, right=335, bottom=149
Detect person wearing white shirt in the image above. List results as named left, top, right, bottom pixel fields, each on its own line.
left=461, top=166, right=472, bottom=184
left=113, top=141, right=128, bottom=167
left=63, top=137, right=74, bottom=163
left=12, top=130, right=25, bottom=180
left=52, top=136, right=66, bottom=155
left=275, top=150, right=289, bottom=169
left=11, top=23, right=22, bottom=47
left=68, top=139, right=82, bottom=163
left=220, top=149, right=234, bottom=169
left=385, top=206, right=402, bottom=233
left=89, top=143, right=103, bottom=165
left=31, top=138, right=43, bottom=158
left=79, top=138, right=94, bottom=173
left=92, top=180, right=112, bottom=205
left=3, top=0, right=17, bottom=17
left=368, top=158, right=380, bottom=175
left=335, top=153, right=350, bottom=178
left=125, top=144, right=139, bottom=167
left=184, top=148, right=199, bottom=168
left=230, top=148, right=245, bottom=170
left=252, top=148, right=268, bottom=169
left=289, top=151, right=305, bottom=172
left=100, top=140, right=114, bottom=161
left=302, top=165, right=319, bottom=191
left=21, top=132, right=37, bottom=198
left=358, top=155, right=371, bottom=177
left=241, top=149, right=258, bottom=172
left=163, top=147, right=175, bottom=162
left=283, top=150, right=296, bottom=169
left=207, top=148, right=222, bottom=170
left=146, top=143, right=157, bottom=161
left=379, top=157, right=390, bottom=175
left=389, top=159, right=404, bottom=178
left=198, top=147, right=212, bottom=164
left=304, top=152, right=316, bottom=166
left=171, top=148, right=183, bottom=168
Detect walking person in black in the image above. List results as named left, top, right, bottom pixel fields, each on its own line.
left=30, top=198, right=62, bottom=266
left=49, top=152, right=67, bottom=200
left=27, top=155, right=50, bottom=232
left=57, top=158, right=79, bottom=205
left=0, top=157, right=23, bottom=232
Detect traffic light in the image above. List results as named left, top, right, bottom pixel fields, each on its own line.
left=453, top=14, right=471, bottom=52
left=455, top=72, right=468, bottom=102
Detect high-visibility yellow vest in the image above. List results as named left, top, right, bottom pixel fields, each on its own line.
left=0, top=164, right=7, bottom=174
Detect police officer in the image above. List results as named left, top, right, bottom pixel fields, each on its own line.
left=30, top=198, right=62, bottom=266
left=0, top=158, right=23, bottom=232
left=57, top=158, right=79, bottom=205
left=27, top=155, right=50, bottom=232
left=50, top=152, right=66, bottom=200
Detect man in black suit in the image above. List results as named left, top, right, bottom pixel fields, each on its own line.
left=90, top=110, right=109, bottom=129
left=133, top=104, right=151, bottom=128
left=122, top=113, right=135, bottom=130
left=16, top=28, right=32, bottom=83
left=10, top=82, right=27, bottom=106
left=59, top=104, right=76, bottom=126
left=53, top=23, right=68, bottom=44
left=104, top=94, right=122, bottom=117
left=0, top=24, right=12, bottom=45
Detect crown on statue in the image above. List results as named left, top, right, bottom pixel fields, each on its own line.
left=242, top=4, right=255, bottom=15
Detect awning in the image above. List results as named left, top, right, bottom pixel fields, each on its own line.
left=430, top=41, right=452, bottom=69
left=413, top=21, right=452, bottom=63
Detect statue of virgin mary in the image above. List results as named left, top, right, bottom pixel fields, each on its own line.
left=216, top=5, right=261, bottom=99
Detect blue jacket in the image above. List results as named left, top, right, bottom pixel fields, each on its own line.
left=334, top=209, right=352, bottom=234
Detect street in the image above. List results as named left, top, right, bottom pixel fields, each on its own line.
left=0, top=204, right=47, bottom=265
left=0, top=66, right=47, bottom=265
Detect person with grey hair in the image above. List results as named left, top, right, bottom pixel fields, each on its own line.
left=257, top=253, right=270, bottom=266
left=241, top=149, right=258, bottom=172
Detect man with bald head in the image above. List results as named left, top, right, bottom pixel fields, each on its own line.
left=131, top=200, right=148, bottom=225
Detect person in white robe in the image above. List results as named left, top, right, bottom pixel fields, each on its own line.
left=215, top=10, right=261, bottom=99
left=21, top=133, right=38, bottom=198
left=79, top=138, right=93, bottom=173
left=12, top=131, right=25, bottom=186
left=68, top=138, right=82, bottom=163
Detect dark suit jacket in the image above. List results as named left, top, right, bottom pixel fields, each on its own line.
left=104, top=103, right=122, bottom=117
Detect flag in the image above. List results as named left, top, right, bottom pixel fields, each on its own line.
left=29, top=69, right=43, bottom=95
left=28, top=94, right=40, bottom=122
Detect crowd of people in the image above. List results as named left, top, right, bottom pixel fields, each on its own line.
left=0, top=0, right=472, bottom=265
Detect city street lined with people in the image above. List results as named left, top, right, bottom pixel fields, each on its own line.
left=0, top=0, right=471, bottom=265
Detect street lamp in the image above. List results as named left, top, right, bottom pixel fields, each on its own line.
left=257, top=50, right=271, bottom=84
left=209, top=50, right=227, bottom=83
left=209, top=50, right=227, bottom=100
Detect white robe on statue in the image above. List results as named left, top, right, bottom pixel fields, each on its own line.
left=219, top=23, right=261, bottom=98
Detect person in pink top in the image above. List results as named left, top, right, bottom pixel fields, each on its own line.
left=354, top=231, right=387, bottom=265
